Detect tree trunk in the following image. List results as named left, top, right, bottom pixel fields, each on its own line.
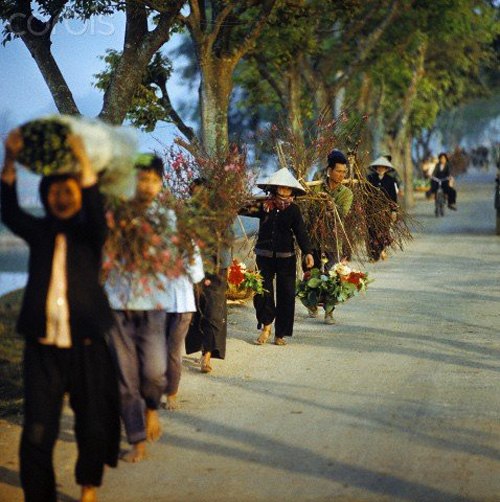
left=287, top=61, right=303, bottom=139
left=357, top=73, right=373, bottom=157
left=99, top=2, right=183, bottom=125
left=403, top=135, right=414, bottom=207
left=199, top=60, right=233, bottom=157
left=20, top=33, right=79, bottom=115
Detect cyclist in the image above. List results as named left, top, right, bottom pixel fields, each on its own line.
left=426, top=152, right=457, bottom=210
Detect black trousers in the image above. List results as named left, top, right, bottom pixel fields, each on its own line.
left=185, top=270, right=228, bottom=359
left=428, top=180, right=457, bottom=205
left=253, top=255, right=296, bottom=338
left=20, top=340, right=120, bottom=502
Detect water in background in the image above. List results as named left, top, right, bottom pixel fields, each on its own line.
left=0, top=215, right=259, bottom=297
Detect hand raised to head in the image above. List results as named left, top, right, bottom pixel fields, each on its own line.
left=5, top=128, right=23, bottom=160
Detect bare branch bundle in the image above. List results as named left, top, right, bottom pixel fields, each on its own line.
left=345, top=155, right=414, bottom=260
left=266, top=110, right=368, bottom=181
left=162, top=139, right=256, bottom=273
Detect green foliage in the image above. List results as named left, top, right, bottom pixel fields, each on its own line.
left=296, top=265, right=371, bottom=314
left=94, top=49, right=174, bottom=132
left=371, top=0, right=500, bottom=138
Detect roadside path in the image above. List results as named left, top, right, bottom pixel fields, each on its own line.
left=1, top=170, right=499, bottom=502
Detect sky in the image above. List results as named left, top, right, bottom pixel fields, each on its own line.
left=0, top=13, right=191, bottom=141
left=0, top=12, right=193, bottom=203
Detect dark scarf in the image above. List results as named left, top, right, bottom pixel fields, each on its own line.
left=263, top=193, right=294, bottom=212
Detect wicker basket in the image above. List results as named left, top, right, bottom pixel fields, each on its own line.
left=414, top=186, right=429, bottom=192
left=226, top=283, right=254, bottom=301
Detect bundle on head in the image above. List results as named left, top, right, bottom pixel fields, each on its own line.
left=18, top=120, right=74, bottom=175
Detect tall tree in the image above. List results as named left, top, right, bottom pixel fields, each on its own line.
left=0, top=0, right=185, bottom=123
left=94, top=1, right=279, bottom=156
left=178, top=0, right=278, bottom=156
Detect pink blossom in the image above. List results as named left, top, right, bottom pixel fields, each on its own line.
left=150, top=234, right=162, bottom=246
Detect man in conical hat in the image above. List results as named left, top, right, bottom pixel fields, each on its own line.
left=240, top=167, right=314, bottom=346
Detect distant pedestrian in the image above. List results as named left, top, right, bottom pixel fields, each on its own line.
left=367, top=156, right=399, bottom=261
left=241, top=168, right=314, bottom=345
left=1, top=129, right=120, bottom=502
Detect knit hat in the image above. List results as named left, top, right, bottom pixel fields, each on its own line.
left=257, top=167, right=306, bottom=195
left=327, top=149, right=348, bottom=167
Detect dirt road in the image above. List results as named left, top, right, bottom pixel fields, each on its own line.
left=1, top=170, right=499, bottom=502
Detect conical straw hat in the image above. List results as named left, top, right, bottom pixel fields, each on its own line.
left=257, top=167, right=306, bottom=195
left=369, top=156, right=394, bottom=170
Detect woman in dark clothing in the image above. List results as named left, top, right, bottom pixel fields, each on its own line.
left=426, top=152, right=457, bottom=209
left=185, top=178, right=230, bottom=373
left=241, top=168, right=314, bottom=346
left=1, top=129, right=120, bottom=502
left=185, top=263, right=228, bottom=370
left=366, top=156, right=399, bottom=261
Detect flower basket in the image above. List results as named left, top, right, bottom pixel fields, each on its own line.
left=226, top=259, right=264, bottom=301
left=226, top=283, right=254, bottom=301
left=296, top=263, right=371, bottom=313
left=17, top=115, right=138, bottom=198
left=414, top=186, right=429, bottom=192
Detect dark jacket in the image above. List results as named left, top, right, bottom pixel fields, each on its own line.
left=432, top=162, right=452, bottom=179
left=240, top=201, right=312, bottom=256
left=367, top=172, right=399, bottom=204
left=0, top=181, right=114, bottom=344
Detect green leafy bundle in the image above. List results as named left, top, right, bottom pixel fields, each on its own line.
left=18, top=120, right=75, bottom=176
left=296, top=264, right=371, bottom=314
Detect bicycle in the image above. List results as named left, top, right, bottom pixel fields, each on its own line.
left=431, top=176, right=450, bottom=217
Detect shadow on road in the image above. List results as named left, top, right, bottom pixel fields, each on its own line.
left=166, top=410, right=473, bottom=502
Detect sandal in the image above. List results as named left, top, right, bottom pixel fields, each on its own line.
left=255, top=325, right=271, bottom=345
left=273, top=336, right=287, bottom=346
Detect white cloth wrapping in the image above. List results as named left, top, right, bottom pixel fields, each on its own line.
left=21, top=115, right=138, bottom=198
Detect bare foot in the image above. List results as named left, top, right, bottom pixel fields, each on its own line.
left=120, top=442, right=146, bottom=463
left=166, top=394, right=179, bottom=410
left=201, top=352, right=212, bottom=373
left=145, top=408, right=162, bottom=441
left=81, top=486, right=97, bottom=502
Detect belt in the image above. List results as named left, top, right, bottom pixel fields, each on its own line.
left=255, top=249, right=295, bottom=258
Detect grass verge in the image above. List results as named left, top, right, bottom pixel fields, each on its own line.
left=0, top=289, right=24, bottom=417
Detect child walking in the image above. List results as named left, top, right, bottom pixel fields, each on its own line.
left=105, top=155, right=204, bottom=461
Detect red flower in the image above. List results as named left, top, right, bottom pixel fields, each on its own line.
left=228, top=260, right=245, bottom=286
left=345, top=272, right=366, bottom=287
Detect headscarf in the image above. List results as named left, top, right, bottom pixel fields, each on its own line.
left=263, top=193, right=294, bottom=212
